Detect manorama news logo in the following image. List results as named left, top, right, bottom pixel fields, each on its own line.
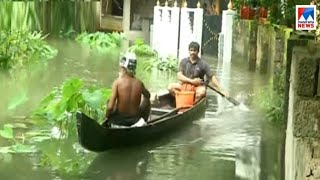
left=296, top=5, right=317, bottom=30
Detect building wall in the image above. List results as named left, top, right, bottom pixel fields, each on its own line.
left=285, top=41, right=320, bottom=180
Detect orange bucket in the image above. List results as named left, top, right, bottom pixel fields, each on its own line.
left=175, top=91, right=195, bottom=109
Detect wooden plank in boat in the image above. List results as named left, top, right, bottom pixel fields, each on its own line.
left=151, top=108, right=172, bottom=113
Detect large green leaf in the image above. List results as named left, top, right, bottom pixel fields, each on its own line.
left=62, top=79, right=83, bottom=99
left=10, top=143, right=36, bottom=153
left=11, top=123, right=27, bottom=129
left=82, top=89, right=105, bottom=109
left=7, top=90, right=29, bottom=111
left=0, top=124, right=14, bottom=139
left=0, top=143, right=37, bottom=154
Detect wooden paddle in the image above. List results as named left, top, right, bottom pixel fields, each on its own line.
left=204, top=83, right=240, bottom=106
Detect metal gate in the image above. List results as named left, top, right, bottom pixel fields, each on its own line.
left=201, top=15, right=222, bottom=57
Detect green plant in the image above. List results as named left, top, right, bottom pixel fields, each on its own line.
left=232, top=0, right=243, bottom=12
left=0, top=30, right=57, bottom=72
left=31, top=78, right=112, bottom=137
left=246, top=0, right=257, bottom=7
left=256, top=71, right=285, bottom=124
left=141, top=55, right=178, bottom=73
left=272, top=0, right=312, bottom=26
left=156, top=56, right=179, bottom=72
left=128, top=38, right=157, bottom=57
left=38, top=138, right=95, bottom=177
left=0, top=123, right=37, bottom=154
left=76, top=31, right=124, bottom=48
left=259, top=0, right=273, bottom=8
left=0, top=1, right=41, bottom=31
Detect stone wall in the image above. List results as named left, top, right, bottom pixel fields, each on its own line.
left=233, top=21, right=320, bottom=180
left=232, top=20, right=289, bottom=78
left=256, top=24, right=274, bottom=74
left=232, top=20, right=251, bottom=61
left=285, top=41, right=320, bottom=180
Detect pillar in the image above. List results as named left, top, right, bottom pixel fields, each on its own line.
left=152, top=5, right=180, bottom=58
left=178, top=7, right=203, bottom=60
left=220, top=9, right=236, bottom=62
left=122, top=0, right=131, bottom=50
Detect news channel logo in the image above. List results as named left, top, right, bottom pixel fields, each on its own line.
left=296, top=5, right=317, bottom=30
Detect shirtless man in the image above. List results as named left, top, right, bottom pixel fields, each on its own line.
left=168, top=41, right=228, bottom=102
left=103, top=52, right=151, bottom=127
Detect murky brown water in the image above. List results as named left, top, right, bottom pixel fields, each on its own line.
left=0, top=39, right=283, bottom=180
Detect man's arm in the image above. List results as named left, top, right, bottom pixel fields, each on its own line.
left=210, top=75, right=229, bottom=97
left=106, top=80, right=118, bottom=118
left=177, top=59, right=194, bottom=84
left=177, top=71, right=193, bottom=84
left=204, top=63, right=228, bottom=96
left=204, top=63, right=220, bottom=89
left=141, top=83, right=150, bottom=99
left=210, top=75, right=223, bottom=91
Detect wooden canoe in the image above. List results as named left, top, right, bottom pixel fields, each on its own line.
left=76, top=92, right=207, bottom=152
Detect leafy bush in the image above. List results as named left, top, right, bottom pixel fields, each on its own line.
left=0, top=123, right=37, bottom=154
left=256, top=72, right=285, bottom=124
left=31, top=78, right=112, bottom=137
left=0, top=30, right=57, bottom=71
left=141, top=55, right=178, bottom=72
left=128, top=38, right=157, bottom=57
left=75, top=31, right=124, bottom=48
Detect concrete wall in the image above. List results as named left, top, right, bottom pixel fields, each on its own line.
left=285, top=41, right=320, bottom=180
left=232, top=20, right=320, bottom=180
left=232, top=20, right=250, bottom=61
left=232, top=20, right=290, bottom=79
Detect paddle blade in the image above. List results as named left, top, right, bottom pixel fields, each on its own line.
left=226, top=96, right=240, bottom=106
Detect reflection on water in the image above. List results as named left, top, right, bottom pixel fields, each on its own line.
left=84, top=148, right=149, bottom=180
left=0, top=40, right=282, bottom=180
left=0, top=154, right=52, bottom=180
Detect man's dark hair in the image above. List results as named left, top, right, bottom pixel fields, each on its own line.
left=188, top=41, right=200, bottom=51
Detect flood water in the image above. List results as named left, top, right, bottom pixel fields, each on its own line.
left=0, top=39, right=283, bottom=180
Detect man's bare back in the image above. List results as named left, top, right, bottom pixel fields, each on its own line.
left=106, top=72, right=150, bottom=119
left=104, top=52, right=151, bottom=127
left=116, top=76, right=144, bottom=116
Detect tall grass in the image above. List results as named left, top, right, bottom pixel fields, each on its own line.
left=0, top=1, right=40, bottom=31
left=0, top=1, right=98, bottom=34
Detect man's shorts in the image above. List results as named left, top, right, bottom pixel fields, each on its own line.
left=103, top=110, right=142, bottom=127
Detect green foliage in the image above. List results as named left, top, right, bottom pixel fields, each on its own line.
left=0, top=124, right=14, bottom=139
left=0, top=143, right=37, bottom=154
left=258, top=87, right=284, bottom=124
left=267, top=0, right=311, bottom=26
left=0, top=1, right=99, bottom=34
left=0, top=1, right=40, bottom=31
left=76, top=31, right=124, bottom=48
left=31, top=78, right=112, bottom=137
left=7, top=90, right=29, bottom=111
left=38, top=139, right=94, bottom=177
left=156, top=56, right=179, bottom=72
left=256, top=72, right=285, bottom=124
left=38, top=1, right=98, bottom=35
left=127, top=38, right=178, bottom=72
left=141, top=55, right=179, bottom=73
left=0, top=30, right=57, bottom=72
left=0, top=123, right=37, bottom=154
left=76, top=34, right=177, bottom=72
left=24, top=129, right=52, bottom=143
left=128, top=38, right=157, bottom=57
